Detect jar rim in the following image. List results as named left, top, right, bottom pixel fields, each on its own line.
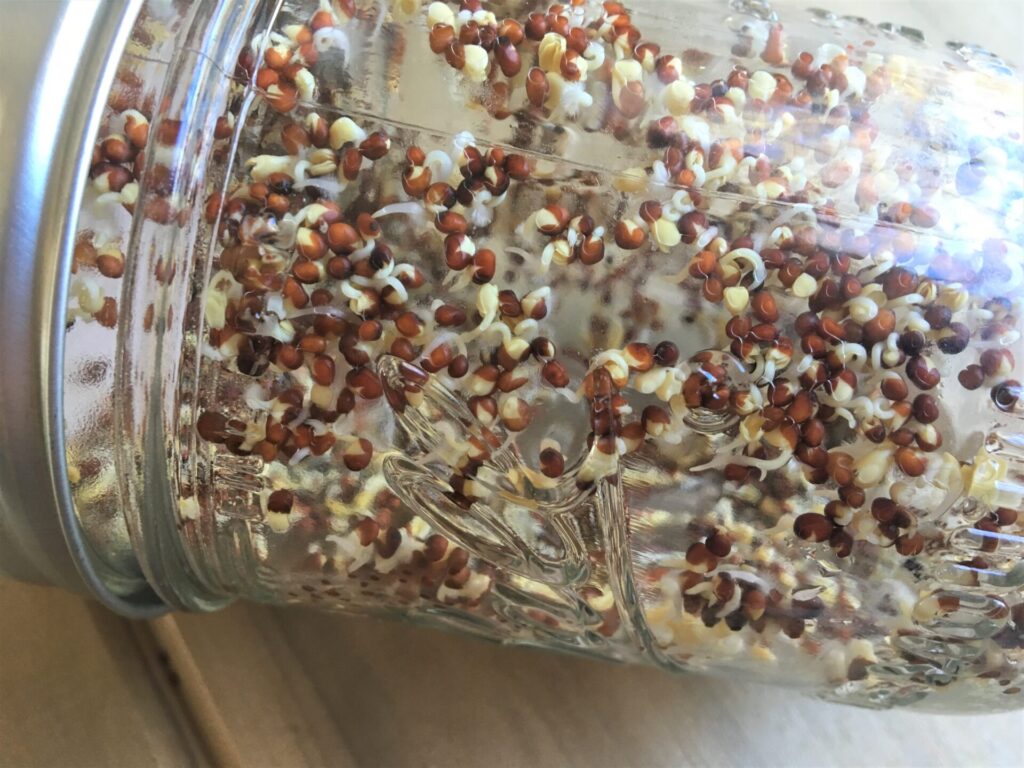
left=0, top=0, right=165, bottom=617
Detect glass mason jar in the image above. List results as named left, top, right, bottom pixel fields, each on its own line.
left=1, top=0, right=1021, bottom=713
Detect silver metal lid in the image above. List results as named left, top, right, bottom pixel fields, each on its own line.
left=0, top=0, right=165, bottom=617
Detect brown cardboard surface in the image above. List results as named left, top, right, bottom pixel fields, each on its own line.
left=0, top=581, right=201, bottom=768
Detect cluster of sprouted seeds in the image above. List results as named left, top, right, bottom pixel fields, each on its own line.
left=81, top=0, right=1023, bottom=709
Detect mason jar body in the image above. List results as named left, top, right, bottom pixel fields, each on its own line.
left=7, top=0, right=1023, bottom=713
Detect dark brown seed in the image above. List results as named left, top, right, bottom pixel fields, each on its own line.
left=425, top=182, right=457, bottom=210
left=706, top=530, right=732, bottom=558
left=472, top=249, right=496, bottom=283
left=494, top=39, right=521, bottom=77
left=578, top=235, right=605, bottom=265
left=336, top=389, right=356, bottom=414
left=524, top=11, right=548, bottom=40
left=539, top=447, right=565, bottom=478
left=196, top=411, right=228, bottom=443
left=355, top=518, right=380, bottom=546
left=700, top=278, right=724, bottom=305
left=444, top=549, right=470, bottom=581
left=994, top=507, right=1018, bottom=526
left=359, top=130, right=390, bottom=161
left=388, top=338, right=414, bottom=362
left=794, top=444, right=827, bottom=468
left=273, top=344, right=301, bottom=370
left=786, top=391, right=814, bottom=423
left=793, top=513, right=833, bottom=542
left=654, top=341, right=680, bottom=366
left=429, top=23, right=455, bottom=53
left=497, top=18, right=524, bottom=44
left=297, top=228, right=328, bottom=260
left=377, top=527, right=402, bottom=559
left=505, top=153, right=531, bottom=181
left=394, top=311, right=423, bottom=338
left=888, top=427, right=915, bottom=448
left=542, top=360, right=570, bottom=388
left=445, top=355, right=468, bottom=379
left=749, top=323, right=778, bottom=343
left=750, top=291, right=778, bottom=323
left=794, top=311, right=819, bottom=337
left=444, top=41, right=466, bottom=69
left=880, top=375, right=908, bottom=401
left=96, top=252, right=124, bottom=279
left=267, top=489, right=293, bottom=514
left=424, top=533, right=449, bottom=562
left=895, top=533, right=925, bottom=556
left=827, top=451, right=855, bottom=487
left=536, top=204, right=570, bottom=235
left=291, top=259, right=321, bottom=284
left=281, top=122, right=311, bottom=154
left=871, top=497, right=898, bottom=524
left=531, top=337, right=555, bottom=361
left=839, top=274, right=862, bottom=300
left=624, top=342, right=654, bottom=372
left=444, top=569, right=471, bottom=593
left=685, top=542, right=718, bottom=572
left=924, top=304, right=952, bottom=330
left=912, top=394, right=939, bottom=423
left=726, top=316, right=751, bottom=340
left=355, top=212, right=381, bottom=240
left=678, top=211, right=707, bottom=245
left=778, top=260, right=803, bottom=288
left=992, top=380, right=1021, bottom=412
left=897, top=330, right=926, bottom=357
left=311, top=354, right=336, bottom=386
left=838, top=485, right=865, bottom=508
left=820, top=317, right=846, bottom=341
left=91, top=162, right=132, bottom=192
left=881, top=267, right=918, bottom=300
left=402, top=164, right=432, bottom=197
left=974, top=518, right=999, bottom=552
left=434, top=304, right=467, bottom=327
left=863, top=309, right=896, bottom=344
left=343, top=437, right=374, bottom=471
left=326, top=255, right=352, bottom=280
left=801, top=418, right=825, bottom=447
left=958, top=364, right=985, bottom=390
left=895, top=446, right=927, bottom=476
left=723, top=463, right=754, bottom=483
left=980, top=348, right=1013, bottom=376
left=937, top=322, right=970, bottom=355
left=906, top=356, right=940, bottom=390
left=436, top=210, right=468, bottom=235
left=638, top=200, right=663, bottom=224
left=526, top=67, right=549, bottom=108
left=326, top=222, right=359, bottom=254
left=298, top=335, right=328, bottom=355
left=458, top=19, right=480, bottom=45
left=830, top=528, right=854, bottom=558
left=469, top=395, right=498, bottom=425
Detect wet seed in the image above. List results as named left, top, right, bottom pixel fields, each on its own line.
left=793, top=513, right=833, bottom=542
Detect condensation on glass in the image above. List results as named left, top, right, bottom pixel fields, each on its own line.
left=65, top=0, right=1024, bottom=712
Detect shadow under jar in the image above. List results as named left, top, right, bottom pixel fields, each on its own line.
left=32, top=0, right=1024, bottom=712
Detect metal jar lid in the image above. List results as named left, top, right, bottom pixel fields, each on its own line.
left=0, top=0, right=165, bottom=617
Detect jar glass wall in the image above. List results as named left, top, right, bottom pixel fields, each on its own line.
left=66, top=0, right=1023, bottom=712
